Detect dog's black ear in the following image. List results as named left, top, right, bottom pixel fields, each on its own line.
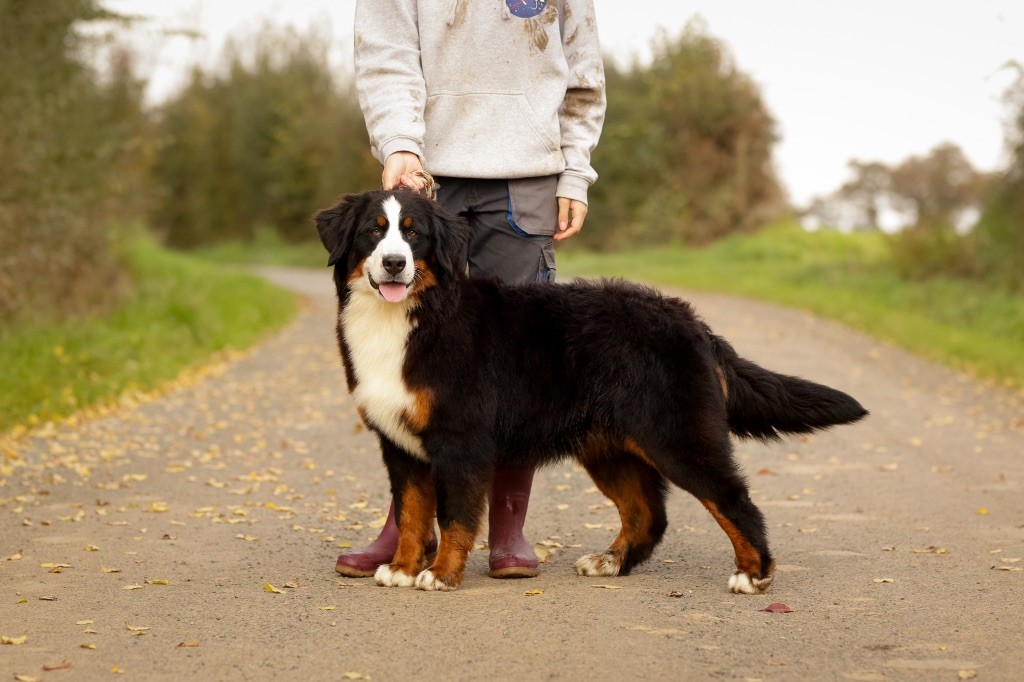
left=429, top=201, right=471, bottom=281
left=313, top=194, right=361, bottom=267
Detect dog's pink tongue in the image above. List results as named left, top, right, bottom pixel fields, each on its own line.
left=378, top=282, right=407, bottom=303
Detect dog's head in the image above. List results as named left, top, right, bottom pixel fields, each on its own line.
left=314, top=190, right=470, bottom=304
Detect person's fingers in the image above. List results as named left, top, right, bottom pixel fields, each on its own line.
left=400, top=173, right=426, bottom=192
left=382, top=163, right=402, bottom=190
left=557, top=197, right=570, bottom=233
left=383, top=152, right=423, bottom=190
left=554, top=200, right=587, bottom=241
left=554, top=224, right=582, bottom=241
left=571, top=201, right=588, bottom=229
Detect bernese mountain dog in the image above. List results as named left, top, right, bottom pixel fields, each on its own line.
left=315, top=189, right=867, bottom=593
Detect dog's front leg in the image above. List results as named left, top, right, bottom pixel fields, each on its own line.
left=374, top=440, right=435, bottom=588
left=415, top=441, right=490, bottom=591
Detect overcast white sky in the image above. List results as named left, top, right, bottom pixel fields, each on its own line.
left=106, top=0, right=1024, bottom=207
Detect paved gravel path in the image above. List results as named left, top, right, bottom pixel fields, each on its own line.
left=2, top=266, right=1022, bottom=681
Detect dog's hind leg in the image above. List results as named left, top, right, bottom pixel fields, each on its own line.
left=574, top=451, right=668, bottom=578
left=374, top=442, right=435, bottom=588
left=645, top=431, right=775, bottom=595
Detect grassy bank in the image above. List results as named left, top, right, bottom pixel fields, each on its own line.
left=0, top=239, right=297, bottom=433
left=559, top=221, right=1024, bottom=388
left=194, top=228, right=326, bottom=268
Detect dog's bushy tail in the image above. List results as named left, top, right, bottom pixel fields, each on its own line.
left=709, top=333, right=868, bottom=441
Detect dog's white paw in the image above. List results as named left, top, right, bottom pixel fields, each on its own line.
left=414, top=569, right=457, bottom=591
left=728, top=570, right=773, bottom=594
left=574, top=553, right=621, bottom=577
left=374, top=564, right=416, bottom=588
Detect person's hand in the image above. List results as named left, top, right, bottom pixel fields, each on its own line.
left=383, top=152, right=426, bottom=192
left=555, top=197, right=588, bottom=241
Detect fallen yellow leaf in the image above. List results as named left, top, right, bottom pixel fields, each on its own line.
left=343, top=673, right=370, bottom=680
left=84, top=545, right=100, bottom=552
left=101, top=566, right=121, bottom=573
left=80, top=643, right=96, bottom=649
left=1, top=635, right=28, bottom=645
left=591, top=584, right=622, bottom=589
left=178, top=641, right=200, bottom=648
left=264, top=583, right=282, bottom=594
left=873, top=578, right=895, bottom=583
left=76, top=620, right=94, bottom=625
left=524, top=589, right=544, bottom=596
left=145, top=579, right=169, bottom=585
left=320, top=605, right=337, bottom=611
left=977, top=507, right=989, bottom=515
left=14, top=674, right=41, bottom=682
left=122, top=584, right=143, bottom=590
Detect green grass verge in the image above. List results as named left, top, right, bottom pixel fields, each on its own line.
left=0, top=238, right=297, bottom=433
left=559, top=220, right=1024, bottom=388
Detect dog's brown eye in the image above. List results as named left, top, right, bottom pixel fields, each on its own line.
left=407, top=229, right=418, bottom=238
left=371, top=228, right=383, bottom=238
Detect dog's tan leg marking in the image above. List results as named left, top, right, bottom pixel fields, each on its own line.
left=375, top=476, right=435, bottom=588
left=576, top=449, right=657, bottom=577
left=416, top=522, right=476, bottom=591
left=700, top=499, right=774, bottom=594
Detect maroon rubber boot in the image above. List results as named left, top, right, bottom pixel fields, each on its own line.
left=488, top=465, right=540, bottom=578
left=335, top=500, right=436, bottom=577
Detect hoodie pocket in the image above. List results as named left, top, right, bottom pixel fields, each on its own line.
left=424, top=92, right=561, bottom=174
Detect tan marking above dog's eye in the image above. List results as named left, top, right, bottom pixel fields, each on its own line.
left=402, top=217, right=413, bottom=228
left=376, top=215, right=387, bottom=227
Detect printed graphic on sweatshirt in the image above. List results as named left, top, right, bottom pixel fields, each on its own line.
left=506, top=0, right=547, bottom=19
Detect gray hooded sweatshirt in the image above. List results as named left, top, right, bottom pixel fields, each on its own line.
left=354, top=0, right=606, bottom=204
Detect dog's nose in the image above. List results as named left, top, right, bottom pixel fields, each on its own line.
left=382, top=254, right=406, bottom=275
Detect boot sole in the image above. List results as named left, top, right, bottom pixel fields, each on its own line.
left=488, top=566, right=540, bottom=579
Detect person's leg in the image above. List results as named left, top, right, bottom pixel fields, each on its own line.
left=336, top=500, right=439, bottom=576
left=464, top=177, right=559, bottom=578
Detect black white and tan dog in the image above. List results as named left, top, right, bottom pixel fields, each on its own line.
left=315, top=189, right=868, bottom=593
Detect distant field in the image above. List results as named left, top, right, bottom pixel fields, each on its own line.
left=559, top=221, right=1024, bottom=389
left=0, top=239, right=296, bottom=433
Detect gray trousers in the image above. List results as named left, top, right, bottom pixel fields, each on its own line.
left=434, top=176, right=558, bottom=284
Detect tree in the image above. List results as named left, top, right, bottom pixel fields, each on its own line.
left=150, top=24, right=378, bottom=248
left=889, top=142, right=982, bottom=232
left=837, top=160, right=892, bottom=231
left=974, top=63, right=1024, bottom=290
left=0, top=1, right=146, bottom=323
left=586, top=19, right=783, bottom=248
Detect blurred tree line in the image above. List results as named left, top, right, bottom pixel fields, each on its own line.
left=150, top=25, right=379, bottom=248
left=804, top=63, right=1024, bottom=289
left=1, top=6, right=784, bottom=324
left=3, top=2, right=1023, bottom=327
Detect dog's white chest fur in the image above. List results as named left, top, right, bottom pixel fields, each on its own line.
left=340, top=288, right=427, bottom=461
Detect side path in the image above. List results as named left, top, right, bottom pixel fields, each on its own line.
left=2, top=267, right=1022, bottom=681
